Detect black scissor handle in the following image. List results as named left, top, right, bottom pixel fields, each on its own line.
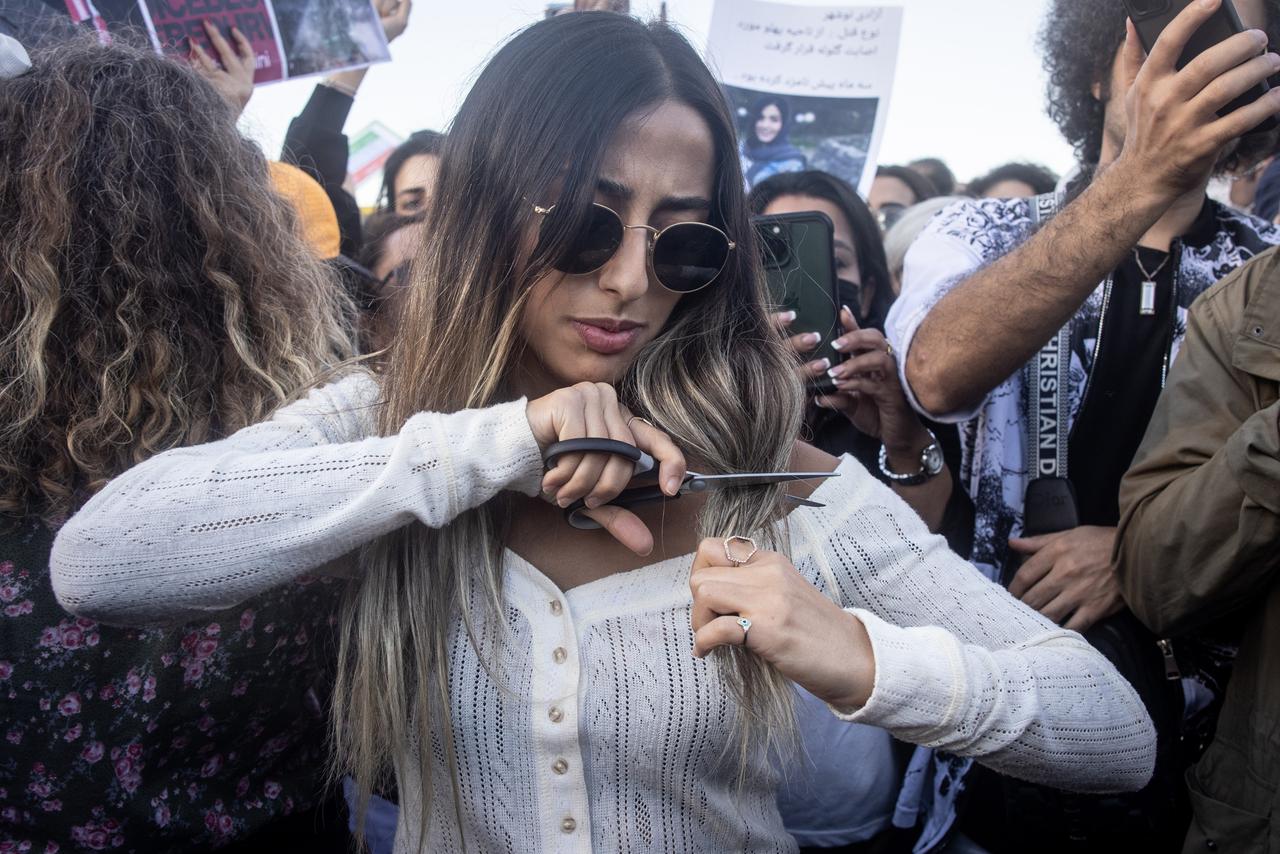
left=542, top=438, right=656, bottom=476
left=543, top=439, right=662, bottom=532
left=565, top=485, right=678, bottom=530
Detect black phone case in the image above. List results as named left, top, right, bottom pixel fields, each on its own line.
left=753, top=211, right=844, bottom=396
left=1123, top=0, right=1276, bottom=132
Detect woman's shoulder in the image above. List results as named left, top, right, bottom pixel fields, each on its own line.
left=788, top=446, right=931, bottom=546
left=787, top=440, right=840, bottom=500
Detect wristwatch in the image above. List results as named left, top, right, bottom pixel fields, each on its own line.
left=878, top=430, right=944, bottom=487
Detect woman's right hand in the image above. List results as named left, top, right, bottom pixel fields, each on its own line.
left=526, top=383, right=687, bottom=555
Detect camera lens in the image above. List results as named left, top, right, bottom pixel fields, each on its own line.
left=1126, top=0, right=1170, bottom=18
left=755, top=222, right=792, bottom=270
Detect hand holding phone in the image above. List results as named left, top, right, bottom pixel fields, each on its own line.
left=754, top=211, right=844, bottom=395
left=1123, top=0, right=1276, bottom=129
left=1112, top=0, right=1280, bottom=199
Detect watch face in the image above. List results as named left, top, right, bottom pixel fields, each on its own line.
left=922, top=444, right=945, bottom=475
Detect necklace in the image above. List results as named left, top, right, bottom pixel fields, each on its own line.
left=1132, top=249, right=1169, bottom=316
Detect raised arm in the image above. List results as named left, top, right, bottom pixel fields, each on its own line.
left=280, top=0, right=413, bottom=255
left=902, top=6, right=1280, bottom=416
left=1115, top=273, right=1280, bottom=637
left=50, top=374, right=544, bottom=625
left=904, top=168, right=1158, bottom=415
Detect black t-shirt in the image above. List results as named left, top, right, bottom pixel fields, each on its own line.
left=1067, top=245, right=1177, bottom=527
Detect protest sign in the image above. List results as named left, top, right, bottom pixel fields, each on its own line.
left=267, top=0, right=388, bottom=79
left=141, top=0, right=286, bottom=82
left=63, top=0, right=388, bottom=84
left=706, top=0, right=902, bottom=196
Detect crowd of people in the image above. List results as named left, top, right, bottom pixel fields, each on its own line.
left=1, top=0, right=1278, bottom=852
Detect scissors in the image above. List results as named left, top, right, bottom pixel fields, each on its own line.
left=543, top=438, right=839, bottom=531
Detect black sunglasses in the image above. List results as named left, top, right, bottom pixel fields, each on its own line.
left=533, top=202, right=736, bottom=294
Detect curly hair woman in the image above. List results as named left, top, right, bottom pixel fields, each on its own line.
left=52, top=14, right=1154, bottom=853
left=0, top=35, right=355, bottom=850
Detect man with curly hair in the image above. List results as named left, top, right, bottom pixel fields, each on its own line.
left=881, top=0, right=1280, bottom=849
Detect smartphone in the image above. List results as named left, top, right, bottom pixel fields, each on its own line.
left=753, top=211, right=843, bottom=396
left=1123, top=0, right=1277, bottom=133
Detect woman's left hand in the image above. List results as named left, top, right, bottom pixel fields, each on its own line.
left=190, top=21, right=255, bottom=117
left=816, top=306, right=930, bottom=455
left=689, top=537, right=875, bottom=711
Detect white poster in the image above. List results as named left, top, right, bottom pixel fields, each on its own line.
left=706, top=0, right=903, bottom=197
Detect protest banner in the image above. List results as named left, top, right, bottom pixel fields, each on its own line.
left=706, top=0, right=903, bottom=196
left=63, top=0, right=388, bottom=84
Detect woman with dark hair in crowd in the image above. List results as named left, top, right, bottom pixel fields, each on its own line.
left=50, top=13, right=1153, bottom=852
left=380, top=129, right=445, bottom=213
left=751, top=170, right=973, bottom=851
left=868, top=164, right=939, bottom=231
left=741, top=93, right=808, bottom=187
left=968, top=161, right=1059, bottom=199
left=0, top=34, right=355, bottom=851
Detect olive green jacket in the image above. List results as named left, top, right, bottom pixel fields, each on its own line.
left=1116, top=247, right=1280, bottom=853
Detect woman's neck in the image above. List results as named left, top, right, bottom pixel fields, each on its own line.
left=510, top=356, right=562, bottom=402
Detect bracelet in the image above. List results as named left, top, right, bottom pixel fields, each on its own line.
left=321, top=78, right=358, bottom=98
left=877, top=429, right=943, bottom=487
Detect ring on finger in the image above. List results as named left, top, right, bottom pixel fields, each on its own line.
left=736, top=617, right=752, bottom=646
left=725, top=536, right=758, bottom=567
left=627, top=416, right=654, bottom=432
left=885, top=342, right=894, bottom=358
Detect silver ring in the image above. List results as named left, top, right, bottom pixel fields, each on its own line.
left=736, top=617, right=752, bottom=645
left=724, top=536, right=758, bottom=567
left=885, top=342, right=895, bottom=358
left=627, top=416, right=654, bottom=432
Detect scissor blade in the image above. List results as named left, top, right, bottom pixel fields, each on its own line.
left=783, top=494, right=825, bottom=508
left=683, top=471, right=839, bottom=492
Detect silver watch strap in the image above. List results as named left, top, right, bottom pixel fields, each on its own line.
left=877, top=429, right=940, bottom=485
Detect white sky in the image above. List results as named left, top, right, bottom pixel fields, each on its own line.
left=238, top=0, right=1076, bottom=194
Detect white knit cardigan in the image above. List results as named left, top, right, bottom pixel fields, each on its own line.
left=50, top=373, right=1156, bottom=853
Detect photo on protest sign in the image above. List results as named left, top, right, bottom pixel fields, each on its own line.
left=725, top=85, right=877, bottom=190
left=270, top=0, right=386, bottom=78
left=707, top=0, right=902, bottom=197
left=65, top=0, right=388, bottom=84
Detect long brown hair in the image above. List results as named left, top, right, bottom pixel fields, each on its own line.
left=332, top=13, right=805, bottom=846
left=0, top=34, right=356, bottom=525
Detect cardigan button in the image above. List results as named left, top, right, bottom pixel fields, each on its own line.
left=552, top=758, right=569, bottom=775
left=561, top=817, right=577, bottom=833
left=550, top=600, right=563, bottom=615
left=548, top=706, right=564, bottom=723
left=553, top=647, right=567, bottom=664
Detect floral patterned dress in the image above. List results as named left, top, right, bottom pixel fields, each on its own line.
left=0, top=519, right=345, bottom=852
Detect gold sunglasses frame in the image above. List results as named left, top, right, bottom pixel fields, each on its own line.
left=532, top=202, right=737, bottom=294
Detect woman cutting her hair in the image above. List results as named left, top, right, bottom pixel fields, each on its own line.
left=51, top=13, right=1155, bottom=852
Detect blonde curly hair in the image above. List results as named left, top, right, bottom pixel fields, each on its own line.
left=0, top=34, right=357, bottom=524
